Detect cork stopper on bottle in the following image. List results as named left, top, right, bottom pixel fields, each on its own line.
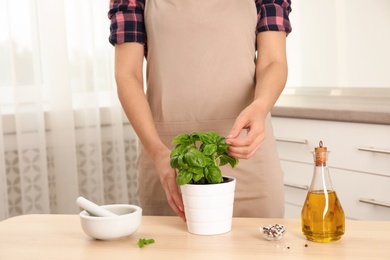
left=315, top=141, right=327, bottom=166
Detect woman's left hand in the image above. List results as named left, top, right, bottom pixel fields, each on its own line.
left=225, top=101, right=267, bottom=159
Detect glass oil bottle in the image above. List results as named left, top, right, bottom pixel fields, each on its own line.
left=301, top=141, right=345, bottom=242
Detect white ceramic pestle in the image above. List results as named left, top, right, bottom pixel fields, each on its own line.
left=76, top=196, right=118, bottom=217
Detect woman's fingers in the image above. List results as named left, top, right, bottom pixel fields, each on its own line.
left=227, top=133, right=264, bottom=159
left=160, top=170, right=186, bottom=222
left=165, top=183, right=186, bottom=222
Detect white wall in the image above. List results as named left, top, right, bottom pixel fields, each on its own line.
left=286, top=0, right=390, bottom=88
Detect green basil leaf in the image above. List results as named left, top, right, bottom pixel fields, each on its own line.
left=170, top=144, right=186, bottom=158
left=205, top=165, right=222, bottom=184
left=137, top=238, right=155, bottom=248
left=202, top=144, right=217, bottom=155
left=177, top=155, right=187, bottom=168
left=182, top=144, right=193, bottom=154
left=219, top=154, right=239, bottom=168
left=216, top=135, right=225, bottom=144
left=184, top=149, right=206, bottom=167
left=188, top=166, right=203, bottom=175
left=230, top=158, right=239, bottom=168
left=199, top=133, right=212, bottom=144
left=218, top=156, right=228, bottom=167
left=190, top=131, right=202, bottom=143
left=217, top=143, right=230, bottom=153
left=203, top=157, right=213, bottom=166
left=176, top=169, right=193, bottom=185
left=170, top=155, right=179, bottom=168
left=172, top=134, right=191, bottom=146
left=201, top=131, right=219, bottom=144
left=170, top=145, right=188, bottom=169
left=192, top=172, right=204, bottom=182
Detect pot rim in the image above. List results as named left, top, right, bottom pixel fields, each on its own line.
left=183, top=176, right=236, bottom=186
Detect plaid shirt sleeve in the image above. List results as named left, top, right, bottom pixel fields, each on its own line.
left=108, top=0, right=147, bottom=48
left=255, top=0, right=292, bottom=36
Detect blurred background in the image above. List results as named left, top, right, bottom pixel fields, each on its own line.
left=0, top=0, right=389, bottom=221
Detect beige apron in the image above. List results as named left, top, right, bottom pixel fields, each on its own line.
left=138, top=0, right=285, bottom=217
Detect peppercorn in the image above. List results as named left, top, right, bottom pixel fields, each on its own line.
left=260, top=224, right=285, bottom=240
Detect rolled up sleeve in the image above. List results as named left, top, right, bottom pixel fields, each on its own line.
left=108, top=0, right=146, bottom=46
left=256, top=0, right=292, bottom=36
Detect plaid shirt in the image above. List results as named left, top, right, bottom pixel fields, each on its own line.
left=108, top=0, right=292, bottom=51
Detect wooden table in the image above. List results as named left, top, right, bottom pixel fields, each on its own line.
left=0, top=215, right=389, bottom=259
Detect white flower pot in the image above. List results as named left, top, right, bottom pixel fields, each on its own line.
left=180, top=176, right=236, bottom=235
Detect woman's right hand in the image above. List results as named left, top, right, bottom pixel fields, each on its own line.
left=153, top=147, right=186, bottom=222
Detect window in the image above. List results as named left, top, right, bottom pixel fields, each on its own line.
left=0, top=0, right=115, bottom=113
left=286, top=0, right=390, bottom=89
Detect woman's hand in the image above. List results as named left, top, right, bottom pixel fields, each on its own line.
left=225, top=100, right=267, bottom=159
left=153, top=147, right=186, bottom=222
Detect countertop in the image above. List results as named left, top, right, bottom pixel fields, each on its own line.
left=1, top=214, right=390, bottom=259
left=271, top=87, right=390, bottom=125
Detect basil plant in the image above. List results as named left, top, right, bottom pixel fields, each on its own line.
left=170, top=131, right=239, bottom=185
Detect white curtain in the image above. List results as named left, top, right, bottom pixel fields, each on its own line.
left=0, top=0, right=139, bottom=221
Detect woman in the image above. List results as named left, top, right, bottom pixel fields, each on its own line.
left=108, top=0, right=292, bottom=222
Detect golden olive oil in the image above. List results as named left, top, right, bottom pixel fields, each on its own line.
left=301, top=141, right=345, bottom=243
left=301, top=190, right=345, bottom=242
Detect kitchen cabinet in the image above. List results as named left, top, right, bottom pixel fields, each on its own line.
left=271, top=116, right=390, bottom=221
